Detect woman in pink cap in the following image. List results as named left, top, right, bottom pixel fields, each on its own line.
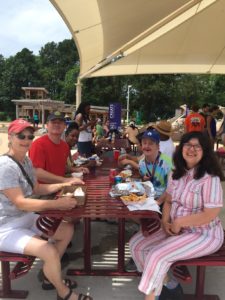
left=0, top=119, right=93, bottom=300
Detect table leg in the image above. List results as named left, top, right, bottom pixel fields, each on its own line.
left=84, top=217, right=91, bottom=272
left=195, top=266, right=205, bottom=298
left=118, top=218, right=125, bottom=272
left=183, top=266, right=220, bottom=300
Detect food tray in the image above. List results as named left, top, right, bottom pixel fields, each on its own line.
left=119, top=169, right=132, bottom=179
left=59, top=185, right=87, bottom=206
left=74, top=157, right=88, bottom=166
left=115, top=182, right=146, bottom=196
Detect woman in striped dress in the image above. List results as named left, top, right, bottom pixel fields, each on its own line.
left=129, top=131, right=224, bottom=300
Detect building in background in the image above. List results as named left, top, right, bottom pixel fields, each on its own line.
left=12, top=87, right=126, bottom=128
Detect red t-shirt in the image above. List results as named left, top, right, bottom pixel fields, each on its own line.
left=185, top=112, right=205, bottom=132
left=29, top=134, right=70, bottom=178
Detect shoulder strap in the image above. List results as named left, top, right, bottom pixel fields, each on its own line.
left=4, top=154, right=34, bottom=189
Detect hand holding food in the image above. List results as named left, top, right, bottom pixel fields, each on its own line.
left=74, top=187, right=85, bottom=196
left=56, top=196, right=77, bottom=210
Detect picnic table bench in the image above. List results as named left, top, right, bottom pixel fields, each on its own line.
left=171, top=231, right=225, bottom=300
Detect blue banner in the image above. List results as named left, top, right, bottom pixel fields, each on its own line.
left=109, top=103, right=121, bottom=130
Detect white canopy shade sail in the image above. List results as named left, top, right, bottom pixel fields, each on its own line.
left=50, top=0, right=225, bottom=78
left=50, top=0, right=225, bottom=105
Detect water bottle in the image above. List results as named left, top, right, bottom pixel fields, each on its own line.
left=120, top=148, right=126, bottom=155
left=112, top=132, right=116, bottom=144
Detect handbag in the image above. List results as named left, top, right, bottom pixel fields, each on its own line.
left=4, top=154, right=34, bottom=189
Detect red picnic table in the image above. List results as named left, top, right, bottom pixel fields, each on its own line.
left=96, top=138, right=131, bottom=153
left=41, top=154, right=160, bottom=276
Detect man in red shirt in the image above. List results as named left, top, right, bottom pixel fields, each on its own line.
left=184, top=104, right=205, bottom=133
left=29, top=111, right=83, bottom=184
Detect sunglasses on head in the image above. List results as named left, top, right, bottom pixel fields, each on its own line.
left=15, top=133, right=35, bottom=140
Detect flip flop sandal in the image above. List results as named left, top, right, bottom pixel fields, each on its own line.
left=78, top=294, right=93, bottom=300
left=57, top=289, right=93, bottom=300
left=42, top=278, right=77, bottom=290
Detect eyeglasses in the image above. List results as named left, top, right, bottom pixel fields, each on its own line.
left=183, top=143, right=202, bottom=151
left=15, top=133, right=35, bottom=140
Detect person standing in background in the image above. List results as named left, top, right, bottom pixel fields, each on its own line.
left=184, top=104, right=205, bottom=133
left=152, top=120, right=175, bottom=159
left=33, top=113, right=39, bottom=128
left=93, top=118, right=104, bottom=142
left=103, top=119, right=110, bottom=137
left=74, top=102, right=96, bottom=157
left=124, top=121, right=140, bottom=146
left=217, top=113, right=225, bottom=147
left=206, top=105, right=219, bottom=149
left=200, top=103, right=210, bottom=129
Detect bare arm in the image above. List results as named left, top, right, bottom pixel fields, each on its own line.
left=161, top=192, right=172, bottom=223
left=118, top=158, right=139, bottom=170
left=156, top=191, right=169, bottom=206
left=35, top=167, right=84, bottom=185
left=171, top=207, right=221, bottom=234
left=33, top=181, right=72, bottom=196
left=75, top=113, right=96, bottom=131
left=161, top=193, right=175, bottom=235
left=3, top=187, right=77, bottom=212
left=118, top=154, right=140, bottom=163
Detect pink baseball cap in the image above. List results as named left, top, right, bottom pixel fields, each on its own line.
left=8, top=119, right=34, bottom=134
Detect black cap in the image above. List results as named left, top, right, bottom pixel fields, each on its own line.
left=47, top=111, right=65, bottom=122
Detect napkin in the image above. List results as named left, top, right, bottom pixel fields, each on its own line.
left=126, top=197, right=161, bottom=213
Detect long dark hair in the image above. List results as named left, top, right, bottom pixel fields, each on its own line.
left=173, top=131, right=224, bottom=181
left=75, top=102, right=91, bottom=122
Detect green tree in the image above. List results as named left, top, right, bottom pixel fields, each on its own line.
left=0, top=49, right=39, bottom=116
left=39, top=39, right=79, bottom=100
left=61, top=65, right=80, bottom=104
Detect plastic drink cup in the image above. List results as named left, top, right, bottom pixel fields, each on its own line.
left=113, top=150, right=120, bottom=161
left=71, top=172, right=83, bottom=179
left=114, top=175, right=123, bottom=184
left=109, top=168, right=117, bottom=184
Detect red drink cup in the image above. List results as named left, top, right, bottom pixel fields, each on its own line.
left=113, top=150, right=120, bottom=161
left=109, top=168, right=117, bottom=184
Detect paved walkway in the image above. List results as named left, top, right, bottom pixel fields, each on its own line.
left=1, top=196, right=225, bottom=300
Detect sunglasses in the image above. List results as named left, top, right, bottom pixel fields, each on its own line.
left=15, top=133, right=35, bottom=140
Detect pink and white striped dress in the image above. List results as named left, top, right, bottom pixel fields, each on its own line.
left=129, top=169, right=224, bottom=296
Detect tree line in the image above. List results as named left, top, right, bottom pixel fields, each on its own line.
left=0, top=38, right=225, bottom=122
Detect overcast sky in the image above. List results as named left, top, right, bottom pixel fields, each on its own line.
left=0, top=0, right=72, bottom=58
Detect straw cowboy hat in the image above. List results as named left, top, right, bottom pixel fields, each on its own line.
left=152, top=120, right=172, bottom=137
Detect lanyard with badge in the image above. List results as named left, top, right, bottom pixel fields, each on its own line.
left=144, top=152, right=161, bottom=183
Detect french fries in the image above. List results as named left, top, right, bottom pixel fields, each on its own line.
left=119, top=170, right=132, bottom=178
left=120, top=193, right=147, bottom=203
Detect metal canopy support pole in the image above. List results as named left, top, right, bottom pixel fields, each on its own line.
left=126, top=85, right=132, bottom=124
left=76, top=77, right=82, bottom=110
left=16, top=104, right=19, bottom=118
left=41, top=104, right=45, bottom=129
